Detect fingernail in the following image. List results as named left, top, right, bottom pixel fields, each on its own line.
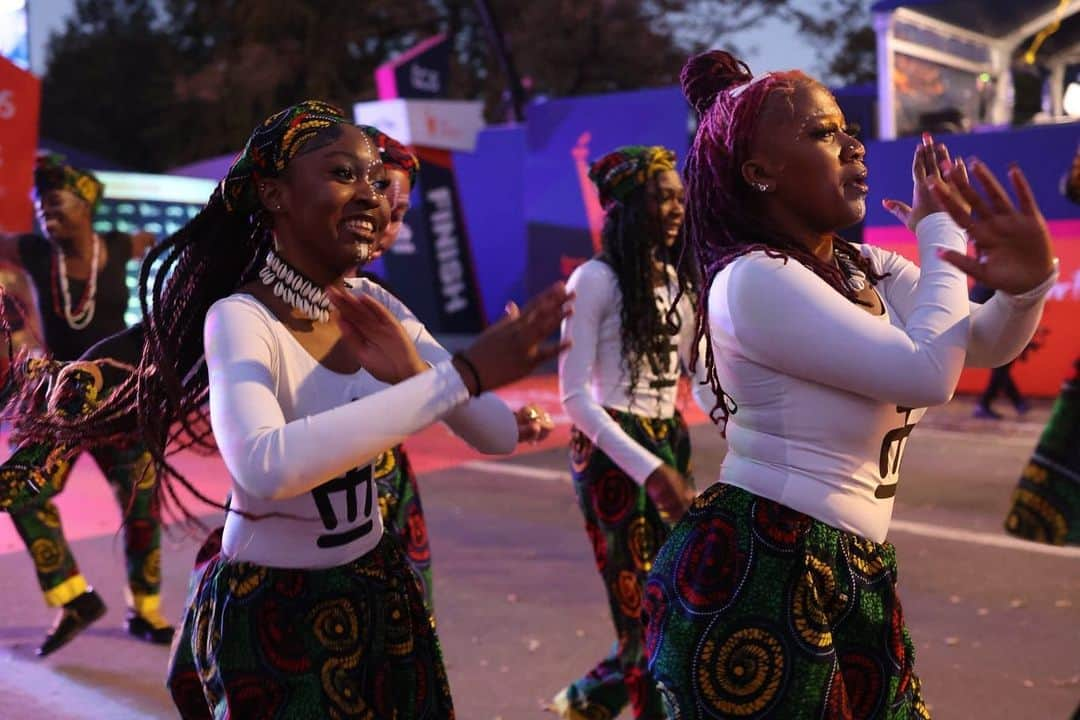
left=921, top=132, right=932, bottom=146
left=935, top=247, right=947, bottom=258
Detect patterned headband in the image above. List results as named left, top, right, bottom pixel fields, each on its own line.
left=216, top=100, right=351, bottom=215
left=359, top=126, right=420, bottom=188
left=33, top=154, right=105, bottom=212
left=588, top=145, right=677, bottom=211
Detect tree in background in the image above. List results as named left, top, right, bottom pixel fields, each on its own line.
left=787, top=0, right=877, bottom=87
left=40, top=0, right=176, bottom=170
left=39, top=0, right=871, bottom=171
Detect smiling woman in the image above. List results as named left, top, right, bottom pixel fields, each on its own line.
left=3, top=101, right=573, bottom=719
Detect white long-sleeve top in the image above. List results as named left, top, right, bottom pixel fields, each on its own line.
left=205, top=278, right=517, bottom=569
left=710, top=213, right=1057, bottom=542
left=559, top=259, right=715, bottom=484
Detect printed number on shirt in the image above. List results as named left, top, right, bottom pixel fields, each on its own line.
left=876, top=407, right=915, bottom=499
left=311, top=464, right=375, bottom=548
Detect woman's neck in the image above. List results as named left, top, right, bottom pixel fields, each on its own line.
left=796, top=233, right=835, bottom=263
left=54, top=228, right=97, bottom=258
left=274, top=245, right=346, bottom=291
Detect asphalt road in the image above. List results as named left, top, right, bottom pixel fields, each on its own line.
left=0, top=394, right=1075, bottom=720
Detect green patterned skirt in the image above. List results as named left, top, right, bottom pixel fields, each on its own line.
left=645, top=483, right=930, bottom=720
left=375, top=446, right=435, bottom=616
left=167, top=528, right=454, bottom=720
left=1004, top=360, right=1080, bottom=546
left=562, top=408, right=693, bottom=720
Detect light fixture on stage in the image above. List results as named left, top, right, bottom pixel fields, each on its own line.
left=1064, top=81, right=1080, bottom=116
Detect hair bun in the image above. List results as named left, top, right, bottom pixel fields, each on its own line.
left=680, top=50, right=753, bottom=114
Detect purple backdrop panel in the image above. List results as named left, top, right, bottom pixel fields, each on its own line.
left=451, top=125, right=527, bottom=322
left=523, top=87, right=690, bottom=297
left=863, top=122, right=1080, bottom=226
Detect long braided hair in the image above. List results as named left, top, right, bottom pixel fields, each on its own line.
left=598, top=185, right=697, bottom=405
left=681, top=50, right=886, bottom=433
left=4, top=102, right=355, bottom=526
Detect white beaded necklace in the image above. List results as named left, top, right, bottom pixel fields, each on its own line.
left=54, top=234, right=101, bottom=330
left=834, top=251, right=867, bottom=293
left=258, top=248, right=332, bottom=323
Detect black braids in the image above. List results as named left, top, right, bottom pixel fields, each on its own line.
left=599, top=186, right=697, bottom=415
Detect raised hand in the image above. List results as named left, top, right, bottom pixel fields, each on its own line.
left=645, top=464, right=695, bottom=524
left=883, top=132, right=960, bottom=230
left=328, top=287, right=427, bottom=384
left=929, top=160, right=1056, bottom=295
left=456, top=282, right=574, bottom=395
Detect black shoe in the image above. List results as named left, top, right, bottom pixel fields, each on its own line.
left=973, top=404, right=1002, bottom=420
left=125, top=609, right=175, bottom=645
left=37, top=589, right=107, bottom=657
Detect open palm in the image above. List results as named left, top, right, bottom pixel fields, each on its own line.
left=931, top=160, right=1056, bottom=295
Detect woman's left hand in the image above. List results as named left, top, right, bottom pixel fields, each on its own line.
left=329, top=287, right=427, bottom=384
left=515, top=405, right=554, bottom=444
left=929, top=160, right=1056, bottom=295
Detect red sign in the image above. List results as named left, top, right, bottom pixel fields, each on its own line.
left=0, top=55, right=40, bottom=234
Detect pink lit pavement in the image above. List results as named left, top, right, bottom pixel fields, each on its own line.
left=0, top=375, right=1076, bottom=719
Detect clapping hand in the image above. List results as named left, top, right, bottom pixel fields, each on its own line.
left=929, top=159, right=1056, bottom=295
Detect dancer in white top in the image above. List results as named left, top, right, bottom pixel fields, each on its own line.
left=645, top=51, right=1057, bottom=720
left=65, top=101, right=573, bottom=719
left=553, top=145, right=712, bottom=720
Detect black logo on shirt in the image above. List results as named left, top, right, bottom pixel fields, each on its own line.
left=876, top=407, right=915, bottom=499
left=311, top=464, right=375, bottom=548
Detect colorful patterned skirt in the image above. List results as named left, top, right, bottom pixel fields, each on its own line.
left=645, top=483, right=929, bottom=720
left=562, top=408, right=693, bottom=720
left=167, top=528, right=454, bottom=720
left=1004, top=360, right=1080, bottom=546
left=375, top=446, right=435, bottom=616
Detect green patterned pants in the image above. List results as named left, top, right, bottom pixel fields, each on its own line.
left=375, top=444, right=435, bottom=618
left=645, top=483, right=930, bottom=720
left=563, top=408, right=693, bottom=720
left=1004, top=359, right=1080, bottom=546
left=1, top=358, right=161, bottom=607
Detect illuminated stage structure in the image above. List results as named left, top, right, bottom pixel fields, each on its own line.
left=90, top=172, right=216, bottom=326
left=873, top=1, right=1080, bottom=138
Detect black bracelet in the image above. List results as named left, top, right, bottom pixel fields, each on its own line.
left=452, top=351, right=483, bottom=396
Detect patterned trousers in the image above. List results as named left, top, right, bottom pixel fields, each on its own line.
left=1, top=357, right=160, bottom=606
left=1004, top=359, right=1080, bottom=546
left=375, top=445, right=435, bottom=617
left=563, top=408, right=693, bottom=720
left=645, top=483, right=930, bottom=720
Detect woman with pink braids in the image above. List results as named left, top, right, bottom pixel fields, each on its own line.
left=643, top=50, right=1058, bottom=718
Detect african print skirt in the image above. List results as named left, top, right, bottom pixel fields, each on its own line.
left=645, top=483, right=930, bottom=720
left=375, top=445, right=435, bottom=616
left=562, top=408, right=693, bottom=720
left=167, top=528, right=454, bottom=720
left=1005, top=361, right=1080, bottom=546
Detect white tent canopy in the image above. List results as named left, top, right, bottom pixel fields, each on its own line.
left=873, top=0, right=1080, bottom=138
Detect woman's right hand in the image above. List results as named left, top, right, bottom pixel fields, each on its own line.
left=883, top=132, right=962, bottom=231
left=645, top=464, right=695, bottom=523
left=455, top=282, right=574, bottom=394
left=329, top=287, right=428, bottom=384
